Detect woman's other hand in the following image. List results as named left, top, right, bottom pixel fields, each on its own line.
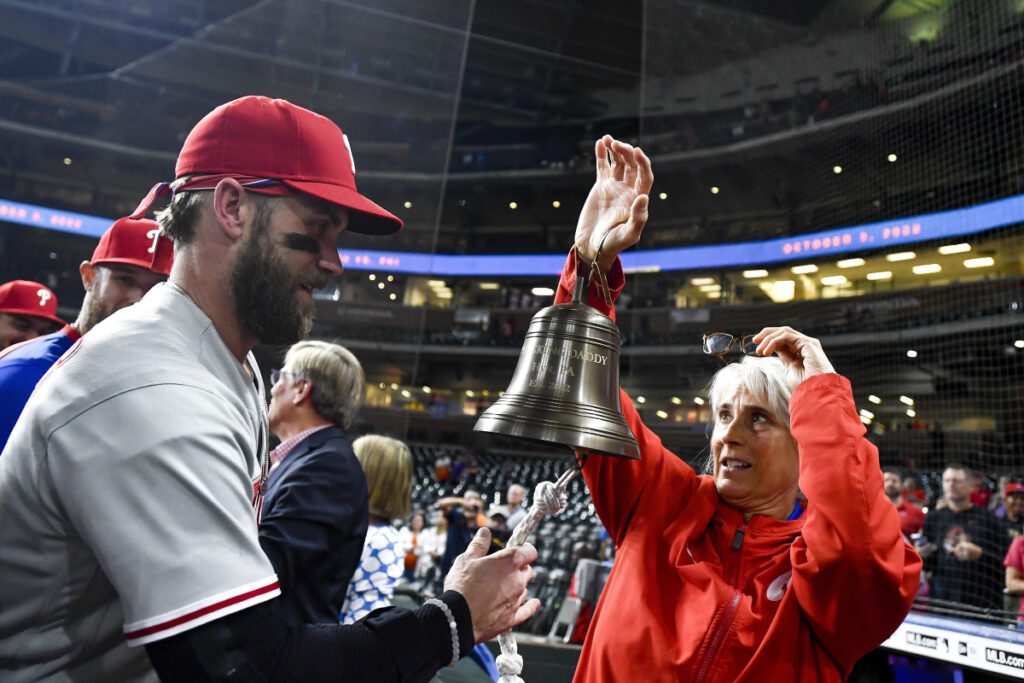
left=574, top=135, right=653, bottom=273
left=753, top=326, right=836, bottom=390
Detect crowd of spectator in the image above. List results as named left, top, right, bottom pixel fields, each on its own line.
left=883, top=463, right=1024, bottom=624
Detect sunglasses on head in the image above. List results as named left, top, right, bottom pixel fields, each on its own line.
left=702, top=332, right=758, bottom=359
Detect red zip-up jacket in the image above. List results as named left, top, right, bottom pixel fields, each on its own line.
left=556, top=254, right=921, bottom=682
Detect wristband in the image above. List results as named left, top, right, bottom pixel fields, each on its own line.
left=424, top=598, right=460, bottom=666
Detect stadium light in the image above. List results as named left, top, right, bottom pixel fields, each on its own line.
left=869, top=395, right=881, bottom=404
left=531, top=287, right=554, bottom=296
left=552, top=200, right=561, bottom=208
left=378, top=282, right=385, bottom=290
left=1015, top=340, right=1024, bottom=349
left=403, top=201, right=412, bottom=209
left=900, top=395, right=915, bottom=405
left=658, top=192, right=668, bottom=200
left=710, top=186, right=720, bottom=194
left=837, top=258, right=865, bottom=268
left=656, top=410, right=668, bottom=419
left=694, top=397, right=705, bottom=405
left=390, top=383, right=399, bottom=390
left=906, top=350, right=918, bottom=358
left=699, top=284, right=722, bottom=292
left=912, top=263, right=941, bottom=275
left=479, top=282, right=500, bottom=290
left=369, top=274, right=377, bottom=281
left=387, top=275, right=394, bottom=282
left=389, top=293, right=397, bottom=301
left=832, top=165, right=843, bottom=174
left=791, top=264, right=818, bottom=274
left=886, top=252, right=916, bottom=262
left=859, top=409, right=875, bottom=420
left=906, top=409, right=916, bottom=418
left=706, top=291, right=722, bottom=298
left=63, top=157, right=72, bottom=166
left=428, top=280, right=446, bottom=287
left=820, top=275, right=847, bottom=286
left=422, top=386, right=432, bottom=393
left=887, top=153, right=898, bottom=163
left=636, top=396, right=646, bottom=404
left=964, top=256, right=995, bottom=268
left=691, top=277, right=715, bottom=286
left=938, top=243, right=971, bottom=255
left=743, top=269, right=769, bottom=278
left=866, top=271, right=892, bottom=280
left=671, top=397, right=682, bottom=405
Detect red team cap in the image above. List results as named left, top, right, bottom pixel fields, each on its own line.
left=1006, top=482, right=1024, bottom=497
left=0, top=280, right=65, bottom=325
left=92, top=217, right=174, bottom=276
left=131, top=96, right=402, bottom=236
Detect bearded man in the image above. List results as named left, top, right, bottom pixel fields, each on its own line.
left=0, top=96, right=538, bottom=683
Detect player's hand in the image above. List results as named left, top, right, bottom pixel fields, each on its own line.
left=574, top=135, right=652, bottom=273
left=444, top=527, right=539, bottom=642
left=752, top=326, right=835, bottom=390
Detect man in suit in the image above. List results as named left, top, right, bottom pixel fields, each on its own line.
left=260, top=339, right=369, bottom=625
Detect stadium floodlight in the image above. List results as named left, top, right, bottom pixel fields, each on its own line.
left=912, top=263, right=941, bottom=275
left=964, top=257, right=995, bottom=268
left=938, top=243, right=971, bottom=255
left=886, top=252, right=916, bottom=262
left=837, top=258, right=865, bottom=268
left=791, top=264, right=818, bottom=274
left=691, top=277, right=715, bottom=286
left=866, top=271, right=892, bottom=280
left=743, top=269, right=769, bottom=278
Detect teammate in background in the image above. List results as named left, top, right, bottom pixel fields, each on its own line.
left=0, top=279, right=63, bottom=350
left=0, top=217, right=171, bottom=448
left=884, top=466, right=926, bottom=538
left=0, top=96, right=537, bottom=682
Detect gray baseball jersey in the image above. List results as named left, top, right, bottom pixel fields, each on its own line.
left=0, top=283, right=279, bottom=682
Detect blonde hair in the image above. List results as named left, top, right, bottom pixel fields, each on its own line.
left=353, top=434, right=412, bottom=520
left=285, top=341, right=365, bottom=430
left=703, top=355, right=793, bottom=473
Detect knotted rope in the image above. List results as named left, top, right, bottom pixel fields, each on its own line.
left=496, top=466, right=580, bottom=683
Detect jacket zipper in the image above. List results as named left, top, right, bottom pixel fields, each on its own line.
left=695, top=524, right=747, bottom=682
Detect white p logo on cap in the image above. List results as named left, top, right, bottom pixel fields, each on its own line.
left=147, top=228, right=161, bottom=254
left=37, top=289, right=51, bottom=307
left=343, top=134, right=356, bottom=175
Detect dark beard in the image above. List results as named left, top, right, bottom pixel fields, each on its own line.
left=231, top=211, right=315, bottom=345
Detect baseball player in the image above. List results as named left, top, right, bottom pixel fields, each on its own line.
left=0, top=217, right=172, bottom=448
left=0, top=279, right=63, bottom=349
left=0, top=96, right=537, bottom=682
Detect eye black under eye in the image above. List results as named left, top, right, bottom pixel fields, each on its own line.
left=282, top=233, right=320, bottom=254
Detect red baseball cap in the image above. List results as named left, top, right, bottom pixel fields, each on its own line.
left=92, top=217, right=174, bottom=276
left=131, top=96, right=402, bottom=236
left=0, top=280, right=65, bottom=325
left=1006, top=483, right=1024, bottom=497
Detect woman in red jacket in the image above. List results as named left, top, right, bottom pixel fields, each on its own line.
left=561, top=135, right=921, bottom=682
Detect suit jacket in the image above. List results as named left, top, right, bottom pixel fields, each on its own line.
left=259, top=425, right=368, bottom=625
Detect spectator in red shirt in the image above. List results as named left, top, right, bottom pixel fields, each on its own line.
left=971, top=470, right=993, bottom=509
left=884, top=467, right=926, bottom=538
left=1004, top=534, right=1024, bottom=623
left=1004, top=482, right=1024, bottom=540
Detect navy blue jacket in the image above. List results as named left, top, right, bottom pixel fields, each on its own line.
left=258, top=425, right=368, bottom=625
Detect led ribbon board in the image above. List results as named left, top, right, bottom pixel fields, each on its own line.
left=4, top=193, right=1023, bottom=277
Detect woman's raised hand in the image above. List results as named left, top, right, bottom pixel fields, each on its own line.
left=753, top=326, right=836, bottom=390
left=574, top=135, right=653, bottom=273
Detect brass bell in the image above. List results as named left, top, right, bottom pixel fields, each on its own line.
left=474, top=273, right=639, bottom=459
